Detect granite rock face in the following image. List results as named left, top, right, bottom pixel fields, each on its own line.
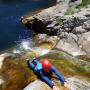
left=21, top=3, right=69, bottom=35
left=22, top=4, right=90, bottom=56
left=56, top=6, right=90, bottom=56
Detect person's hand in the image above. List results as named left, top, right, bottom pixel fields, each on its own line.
left=53, top=86, right=59, bottom=90
left=64, top=82, right=70, bottom=89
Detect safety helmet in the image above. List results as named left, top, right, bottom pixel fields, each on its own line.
left=41, top=59, right=52, bottom=71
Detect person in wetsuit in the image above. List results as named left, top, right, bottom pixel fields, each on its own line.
left=27, top=58, right=69, bottom=90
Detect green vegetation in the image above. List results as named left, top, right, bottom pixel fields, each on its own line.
left=65, top=0, right=90, bottom=15
left=56, top=16, right=63, bottom=26
left=65, top=8, right=74, bottom=15
left=76, top=0, right=90, bottom=9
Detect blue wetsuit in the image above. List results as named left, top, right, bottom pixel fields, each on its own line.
left=27, top=59, right=65, bottom=88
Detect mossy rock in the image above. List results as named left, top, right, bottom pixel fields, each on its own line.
left=40, top=51, right=90, bottom=81
left=76, top=0, right=90, bottom=9
left=1, top=56, right=37, bottom=90
left=77, top=55, right=90, bottom=62
left=1, top=48, right=90, bottom=90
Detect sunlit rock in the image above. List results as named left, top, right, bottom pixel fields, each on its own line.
left=23, top=80, right=52, bottom=90
left=0, top=53, right=11, bottom=69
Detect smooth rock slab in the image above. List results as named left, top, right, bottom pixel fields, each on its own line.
left=23, top=80, right=52, bottom=90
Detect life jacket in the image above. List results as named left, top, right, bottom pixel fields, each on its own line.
left=35, top=62, right=42, bottom=71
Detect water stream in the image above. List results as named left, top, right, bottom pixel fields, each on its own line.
left=0, top=0, right=55, bottom=51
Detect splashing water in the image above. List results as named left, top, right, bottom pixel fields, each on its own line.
left=32, top=47, right=50, bottom=56
left=20, top=39, right=34, bottom=51
left=12, top=39, right=50, bottom=57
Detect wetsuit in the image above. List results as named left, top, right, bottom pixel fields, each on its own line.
left=27, top=59, right=65, bottom=88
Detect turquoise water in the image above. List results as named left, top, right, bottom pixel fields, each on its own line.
left=0, top=0, right=55, bottom=51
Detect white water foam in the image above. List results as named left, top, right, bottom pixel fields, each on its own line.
left=12, top=39, right=50, bottom=57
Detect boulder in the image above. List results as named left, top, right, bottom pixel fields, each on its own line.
left=56, top=33, right=86, bottom=56
left=21, top=3, right=69, bottom=35
left=75, top=26, right=87, bottom=34
left=78, top=31, right=90, bottom=55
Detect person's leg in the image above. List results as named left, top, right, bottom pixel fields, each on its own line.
left=51, top=66, right=65, bottom=84
left=40, top=72, right=54, bottom=88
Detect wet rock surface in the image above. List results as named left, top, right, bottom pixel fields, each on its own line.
left=24, top=77, right=90, bottom=90
left=0, top=48, right=90, bottom=90
left=23, top=80, right=52, bottom=90
left=0, top=55, right=37, bottom=90
left=0, top=0, right=90, bottom=90
left=20, top=2, right=90, bottom=90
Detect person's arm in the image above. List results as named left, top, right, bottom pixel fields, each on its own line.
left=27, top=60, right=35, bottom=69
left=27, top=59, right=42, bottom=72
left=27, top=58, right=40, bottom=68
left=51, top=66, right=65, bottom=85
left=33, top=59, right=40, bottom=64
